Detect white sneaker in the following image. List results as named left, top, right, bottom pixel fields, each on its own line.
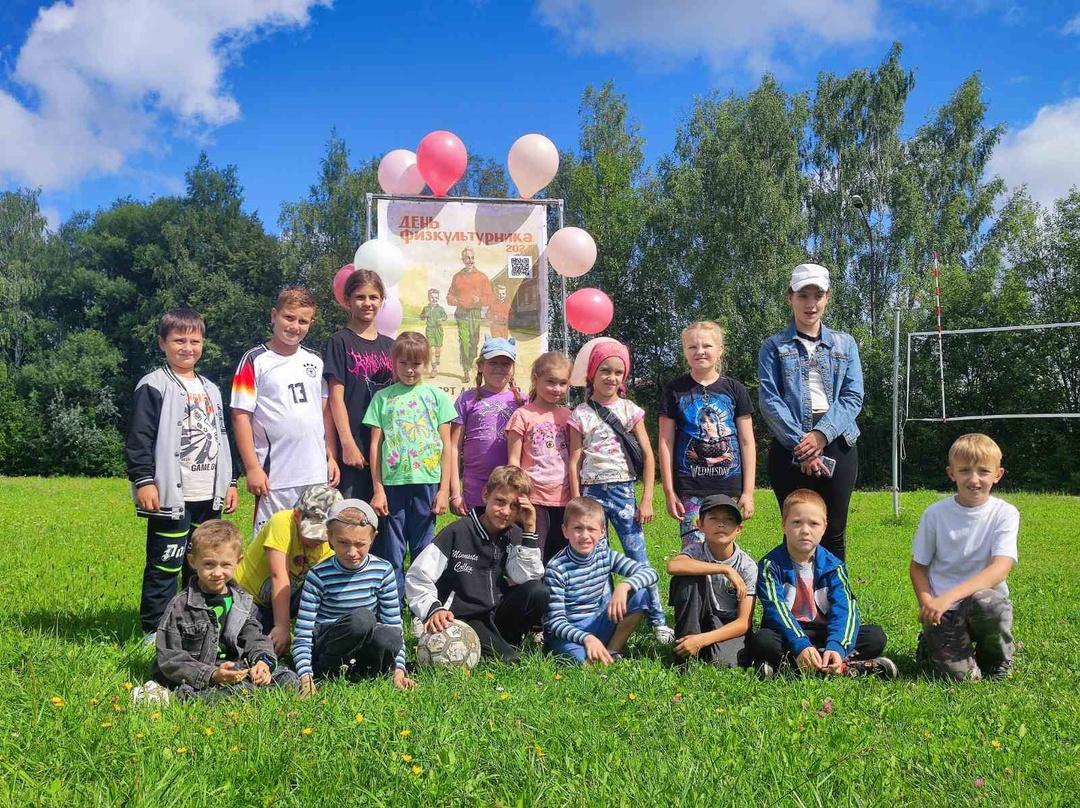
left=132, top=680, right=170, bottom=705
left=653, top=625, right=676, bottom=646
left=141, top=631, right=156, bottom=649
left=411, top=617, right=426, bottom=639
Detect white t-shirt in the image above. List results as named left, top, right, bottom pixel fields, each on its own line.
left=796, top=335, right=829, bottom=413
left=179, top=375, right=219, bottom=501
left=567, top=398, right=644, bottom=485
left=911, top=495, right=1019, bottom=606
left=230, top=344, right=328, bottom=490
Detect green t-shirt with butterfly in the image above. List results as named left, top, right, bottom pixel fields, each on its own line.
left=363, top=382, right=456, bottom=486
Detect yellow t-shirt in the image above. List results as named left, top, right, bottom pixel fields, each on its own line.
left=233, top=509, right=333, bottom=606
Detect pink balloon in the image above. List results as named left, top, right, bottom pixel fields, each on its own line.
left=547, top=227, right=597, bottom=278
left=375, top=292, right=404, bottom=334
left=508, top=133, right=558, bottom=199
left=333, top=264, right=355, bottom=309
left=565, top=288, right=613, bottom=335
left=416, top=130, right=468, bottom=197
left=378, top=149, right=425, bottom=195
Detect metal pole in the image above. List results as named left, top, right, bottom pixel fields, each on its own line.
left=365, top=193, right=373, bottom=241
left=557, top=200, right=568, bottom=354
left=933, top=252, right=947, bottom=422
left=891, top=306, right=901, bottom=519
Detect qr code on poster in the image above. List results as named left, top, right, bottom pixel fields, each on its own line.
left=507, top=255, right=533, bottom=279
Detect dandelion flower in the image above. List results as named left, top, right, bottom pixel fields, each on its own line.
left=89, top=698, right=99, bottom=706
left=229, top=745, right=239, bottom=754
left=411, top=765, right=422, bottom=776
left=991, top=739, right=1002, bottom=750
left=135, top=732, right=145, bottom=740
left=122, top=682, right=134, bottom=692
left=112, top=703, right=124, bottom=713
left=355, top=713, right=365, bottom=724
left=499, top=693, right=509, bottom=701
left=100, top=721, right=114, bottom=729
left=402, top=754, right=413, bottom=763
left=628, top=693, right=637, bottom=701
left=554, top=673, right=562, bottom=681
left=485, top=672, right=495, bottom=681
left=49, top=696, right=65, bottom=709
left=176, top=747, right=187, bottom=754
left=150, top=711, right=161, bottom=721
left=203, top=727, right=214, bottom=737
left=400, top=729, right=411, bottom=738
left=301, top=727, right=313, bottom=737
left=534, top=745, right=544, bottom=758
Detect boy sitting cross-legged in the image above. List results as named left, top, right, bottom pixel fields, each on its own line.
left=753, top=489, right=896, bottom=679
left=543, top=496, right=659, bottom=665
left=667, top=494, right=756, bottom=668
left=910, top=433, right=1019, bottom=681
left=293, top=500, right=415, bottom=697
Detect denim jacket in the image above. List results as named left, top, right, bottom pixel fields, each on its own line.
left=757, top=321, right=863, bottom=450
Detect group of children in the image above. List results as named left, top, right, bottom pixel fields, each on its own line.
left=127, top=271, right=1019, bottom=700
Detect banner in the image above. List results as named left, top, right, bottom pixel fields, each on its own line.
left=376, top=199, right=549, bottom=398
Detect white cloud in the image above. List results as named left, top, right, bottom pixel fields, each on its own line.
left=0, top=0, right=330, bottom=190
left=1063, top=13, right=1080, bottom=35
left=989, top=97, right=1080, bottom=207
left=534, top=0, right=880, bottom=74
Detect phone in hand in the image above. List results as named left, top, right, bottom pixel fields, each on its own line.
left=792, top=455, right=837, bottom=478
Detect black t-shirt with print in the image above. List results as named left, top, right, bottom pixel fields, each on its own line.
left=203, top=591, right=234, bottom=660
left=323, top=329, right=395, bottom=455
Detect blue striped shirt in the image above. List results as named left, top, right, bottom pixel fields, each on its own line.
left=543, top=544, right=658, bottom=645
left=292, top=553, right=405, bottom=677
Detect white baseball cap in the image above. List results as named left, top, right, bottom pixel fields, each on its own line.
left=790, top=263, right=830, bottom=292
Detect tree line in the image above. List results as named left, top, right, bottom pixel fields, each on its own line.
left=1, top=44, right=1077, bottom=490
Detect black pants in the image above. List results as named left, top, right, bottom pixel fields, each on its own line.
left=535, top=506, right=567, bottom=564
left=140, top=500, right=219, bottom=632
left=173, top=664, right=299, bottom=701
left=337, top=463, right=375, bottom=502
left=312, top=608, right=403, bottom=679
left=669, top=576, right=751, bottom=668
left=463, top=580, right=549, bottom=663
left=767, top=439, right=858, bottom=561
left=751, top=622, right=886, bottom=668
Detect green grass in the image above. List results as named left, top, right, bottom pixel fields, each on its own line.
left=1, top=478, right=1077, bottom=806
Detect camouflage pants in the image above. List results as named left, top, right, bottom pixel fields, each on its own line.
left=920, top=588, right=1013, bottom=681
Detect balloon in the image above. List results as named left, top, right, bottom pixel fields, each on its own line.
left=507, top=133, right=558, bottom=199
left=378, top=149, right=425, bottom=195
left=547, top=227, right=597, bottom=278
left=565, top=288, right=613, bottom=335
left=353, top=239, right=407, bottom=287
left=375, top=291, right=403, bottom=334
left=416, top=130, right=468, bottom=197
left=332, top=264, right=355, bottom=309
left=569, top=336, right=620, bottom=386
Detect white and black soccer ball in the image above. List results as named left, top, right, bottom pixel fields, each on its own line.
left=416, top=620, right=482, bottom=670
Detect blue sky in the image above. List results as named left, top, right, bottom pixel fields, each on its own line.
left=1, top=1, right=1078, bottom=231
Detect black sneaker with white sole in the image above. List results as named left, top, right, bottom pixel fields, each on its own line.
left=844, top=656, right=898, bottom=679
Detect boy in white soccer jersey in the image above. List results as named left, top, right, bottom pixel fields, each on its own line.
left=231, top=286, right=339, bottom=532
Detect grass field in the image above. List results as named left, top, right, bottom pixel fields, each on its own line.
left=1, top=478, right=1077, bottom=806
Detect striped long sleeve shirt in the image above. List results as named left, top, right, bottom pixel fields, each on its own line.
left=291, top=554, right=405, bottom=677
left=543, top=545, right=659, bottom=646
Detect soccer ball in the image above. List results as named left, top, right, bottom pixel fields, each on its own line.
left=416, top=620, right=482, bottom=670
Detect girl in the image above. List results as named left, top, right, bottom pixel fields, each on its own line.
left=567, top=339, right=674, bottom=644
left=506, top=351, right=572, bottom=562
left=324, top=269, right=395, bottom=501
left=659, top=321, right=756, bottom=550
left=450, top=336, right=525, bottom=516
left=363, top=332, right=456, bottom=616
left=758, top=263, right=863, bottom=562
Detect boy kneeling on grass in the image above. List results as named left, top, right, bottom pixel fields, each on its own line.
left=753, top=489, right=896, bottom=679
left=293, top=500, right=415, bottom=696
left=144, top=520, right=298, bottom=703
left=910, top=433, right=1018, bottom=682
left=543, top=496, right=659, bottom=665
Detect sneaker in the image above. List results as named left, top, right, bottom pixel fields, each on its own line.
left=983, top=664, right=1011, bottom=682
left=411, top=617, right=426, bottom=639
left=141, top=631, right=156, bottom=649
left=844, top=656, right=898, bottom=679
left=530, top=630, right=545, bottom=647
left=131, top=680, right=170, bottom=705
left=755, top=662, right=775, bottom=681
left=653, top=625, right=676, bottom=646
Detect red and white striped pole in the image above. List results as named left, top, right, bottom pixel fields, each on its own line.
left=933, top=251, right=947, bottom=422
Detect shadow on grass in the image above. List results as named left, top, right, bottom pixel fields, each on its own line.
left=10, top=607, right=142, bottom=643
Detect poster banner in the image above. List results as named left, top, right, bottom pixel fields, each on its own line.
left=376, top=198, right=549, bottom=398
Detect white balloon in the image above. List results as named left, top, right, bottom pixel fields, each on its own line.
left=353, top=239, right=407, bottom=288
left=547, top=226, right=597, bottom=278
left=378, top=149, right=425, bottom=195
left=507, top=133, right=559, bottom=199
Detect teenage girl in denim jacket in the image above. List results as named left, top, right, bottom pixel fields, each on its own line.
left=757, top=264, right=864, bottom=561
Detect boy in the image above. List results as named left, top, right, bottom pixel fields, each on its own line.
left=419, top=288, right=448, bottom=377
left=292, top=499, right=414, bottom=696
left=406, top=465, right=549, bottom=663
left=231, top=286, right=339, bottom=533
left=232, top=484, right=342, bottom=654
left=488, top=283, right=512, bottom=339
left=910, top=433, right=1019, bottom=681
left=753, top=489, right=896, bottom=678
left=126, top=307, right=237, bottom=642
left=150, top=520, right=297, bottom=701
left=543, top=496, right=659, bottom=665
left=667, top=494, right=756, bottom=668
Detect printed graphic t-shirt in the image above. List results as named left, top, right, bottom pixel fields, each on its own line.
left=660, top=374, right=753, bottom=498
left=179, top=375, right=220, bottom=501
left=363, top=383, right=456, bottom=485
left=567, top=398, right=644, bottom=486
left=234, top=509, right=334, bottom=606
left=231, top=344, right=328, bottom=490
left=678, top=541, right=758, bottom=617
left=791, top=561, right=828, bottom=626
left=454, top=388, right=523, bottom=507
left=506, top=403, right=571, bottom=506
left=323, top=329, right=394, bottom=458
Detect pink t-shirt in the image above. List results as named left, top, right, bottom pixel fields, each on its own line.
left=506, top=403, right=571, bottom=507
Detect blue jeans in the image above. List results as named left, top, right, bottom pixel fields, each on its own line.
left=375, top=483, right=438, bottom=611
left=582, top=481, right=666, bottom=627
left=545, top=588, right=650, bottom=662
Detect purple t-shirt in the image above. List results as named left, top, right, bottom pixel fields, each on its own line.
left=454, top=388, right=523, bottom=507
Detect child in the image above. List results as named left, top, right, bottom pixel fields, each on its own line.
left=506, top=351, right=572, bottom=562
left=543, top=496, right=660, bottom=665
left=667, top=495, right=756, bottom=668
left=406, top=465, right=549, bottom=663
left=488, top=283, right=512, bottom=339
left=232, top=484, right=342, bottom=654
left=363, top=332, right=456, bottom=614
left=753, top=489, right=896, bottom=678
left=419, top=288, right=448, bottom=377
left=126, top=307, right=237, bottom=641
left=325, top=270, right=395, bottom=500
left=292, top=500, right=414, bottom=695
left=567, top=339, right=672, bottom=644
left=232, top=286, right=339, bottom=533
left=450, top=336, right=524, bottom=516
left=910, top=434, right=1019, bottom=681
left=659, top=321, right=756, bottom=549
left=150, top=520, right=298, bottom=701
